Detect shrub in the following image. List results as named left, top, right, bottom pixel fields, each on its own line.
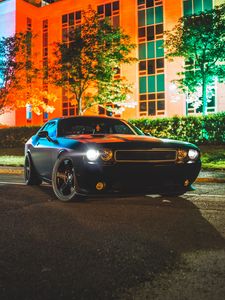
left=0, top=113, right=224, bottom=148
left=130, top=112, right=225, bottom=145
left=0, top=126, right=40, bottom=148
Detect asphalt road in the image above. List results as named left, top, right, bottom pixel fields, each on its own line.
left=0, top=174, right=225, bottom=300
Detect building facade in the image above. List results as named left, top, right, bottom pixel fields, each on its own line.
left=0, top=0, right=224, bottom=126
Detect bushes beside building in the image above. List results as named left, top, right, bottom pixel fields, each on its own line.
left=130, top=112, right=225, bottom=145
left=0, top=113, right=224, bottom=148
left=0, top=126, right=40, bottom=148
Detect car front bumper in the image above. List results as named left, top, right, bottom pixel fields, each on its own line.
left=74, top=160, right=201, bottom=195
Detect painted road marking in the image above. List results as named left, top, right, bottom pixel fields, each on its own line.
left=0, top=181, right=25, bottom=185
left=186, top=193, right=225, bottom=198
left=0, top=181, right=51, bottom=187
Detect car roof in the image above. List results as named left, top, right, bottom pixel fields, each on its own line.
left=50, top=116, right=123, bottom=122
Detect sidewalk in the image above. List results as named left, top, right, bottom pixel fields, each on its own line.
left=0, top=166, right=224, bottom=183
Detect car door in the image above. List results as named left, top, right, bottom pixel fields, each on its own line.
left=32, top=121, right=59, bottom=179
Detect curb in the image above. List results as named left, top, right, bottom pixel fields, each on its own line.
left=195, top=177, right=225, bottom=184
left=0, top=167, right=24, bottom=175
left=0, top=169, right=24, bottom=175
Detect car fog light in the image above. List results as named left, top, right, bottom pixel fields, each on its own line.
left=86, top=149, right=99, bottom=161
left=188, top=149, right=199, bottom=160
left=96, top=182, right=106, bottom=191
left=101, top=148, right=113, bottom=161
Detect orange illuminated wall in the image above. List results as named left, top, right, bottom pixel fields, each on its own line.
left=0, top=0, right=224, bottom=127
left=12, top=0, right=140, bottom=126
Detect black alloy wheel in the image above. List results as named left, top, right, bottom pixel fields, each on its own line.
left=52, top=157, right=79, bottom=202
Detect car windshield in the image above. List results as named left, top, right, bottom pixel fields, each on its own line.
left=57, top=117, right=142, bottom=136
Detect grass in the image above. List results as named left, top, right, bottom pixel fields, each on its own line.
left=199, top=145, right=225, bottom=170
left=0, top=155, right=24, bottom=167
left=0, top=146, right=224, bottom=170
left=0, top=148, right=24, bottom=167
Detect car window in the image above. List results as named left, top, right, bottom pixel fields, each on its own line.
left=41, top=122, right=57, bottom=138
left=58, top=118, right=137, bottom=136
left=128, top=123, right=145, bottom=135
left=114, top=123, right=134, bottom=135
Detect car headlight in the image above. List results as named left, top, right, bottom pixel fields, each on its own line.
left=101, top=148, right=113, bottom=161
left=177, top=149, right=188, bottom=161
left=188, top=149, right=199, bottom=160
left=86, top=149, right=100, bottom=161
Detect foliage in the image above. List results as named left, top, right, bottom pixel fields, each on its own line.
left=0, top=113, right=224, bottom=149
left=49, top=8, right=136, bottom=115
left=0, top=32, right=57, bottom=115
left=164, top=4, right=225, bottom=115
left=130, top=112, right=225, bottom=145
left=0, top=126, right=40, bottom=148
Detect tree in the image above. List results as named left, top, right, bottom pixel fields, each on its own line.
left=164, top=4, right=225, bottom=115
left=49, top=8, right=136, bottom=115
left=0, top=32, right=57, bottom=115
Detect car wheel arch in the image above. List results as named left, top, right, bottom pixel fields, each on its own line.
left=57, top=149, right=68, bottom=159
left=25, top=150, right=32, bottom=158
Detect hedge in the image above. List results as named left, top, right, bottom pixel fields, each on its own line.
left=0, top=113, right=224, bottom=148
left=130, top=112, right=225, bottom=145
left=0, top=126, right=40, bottom=148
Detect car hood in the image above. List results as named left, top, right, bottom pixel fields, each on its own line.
left=64, top=134, right=197, bottom=150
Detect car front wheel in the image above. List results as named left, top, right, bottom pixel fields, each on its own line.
left=52, top=157, right=80, bottom=202
left=24, top=154, right=42, bottom=185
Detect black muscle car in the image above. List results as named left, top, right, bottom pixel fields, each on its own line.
left=24, top=116, right=201, bottom=201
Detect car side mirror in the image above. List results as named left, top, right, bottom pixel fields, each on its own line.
left=38, top=131, right=49, bottom=138
left=37, top=130, right=58, bottom=144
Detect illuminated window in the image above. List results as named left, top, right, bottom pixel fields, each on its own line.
left=183, top=0, right=213, bottom=16
left=27, top=17, right=32, bottom=31
left=97, top=1, right=120, bottom=28
left=26, top=17, right=32, bottom=57
left=98, top=104, right=121, bottom=118
left=61, top=12, right=81, bottom=116
left=183, top=0, right=215, bottom=114
left=137, top=0, right=165, bottom=116
left=98, top=1, right=121, bottom=80
left=26, top=18, right=32, bottom=122
left=187, top=87, right=216, bottom=114
left=62, top=88, right=77, bottom=117
left=62, top=10, right=81, bottom=45
left=139, top=92, right=165, bottom=116
left=42, top=20, right=49, bottom=121
left=26, top=104, right=32, bottom=121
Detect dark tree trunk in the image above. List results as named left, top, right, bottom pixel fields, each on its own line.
left=202, top=77, right=207, bottom=116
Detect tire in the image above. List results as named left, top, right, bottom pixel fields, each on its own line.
left=52, top=157, right=80, bottom=202
left=24, top=154, right=42, bottom=185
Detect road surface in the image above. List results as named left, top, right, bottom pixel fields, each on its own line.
left=0, top=173, right=224, bottom=300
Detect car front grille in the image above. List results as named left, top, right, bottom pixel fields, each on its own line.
left=114, top=149, right=177, bottom=162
